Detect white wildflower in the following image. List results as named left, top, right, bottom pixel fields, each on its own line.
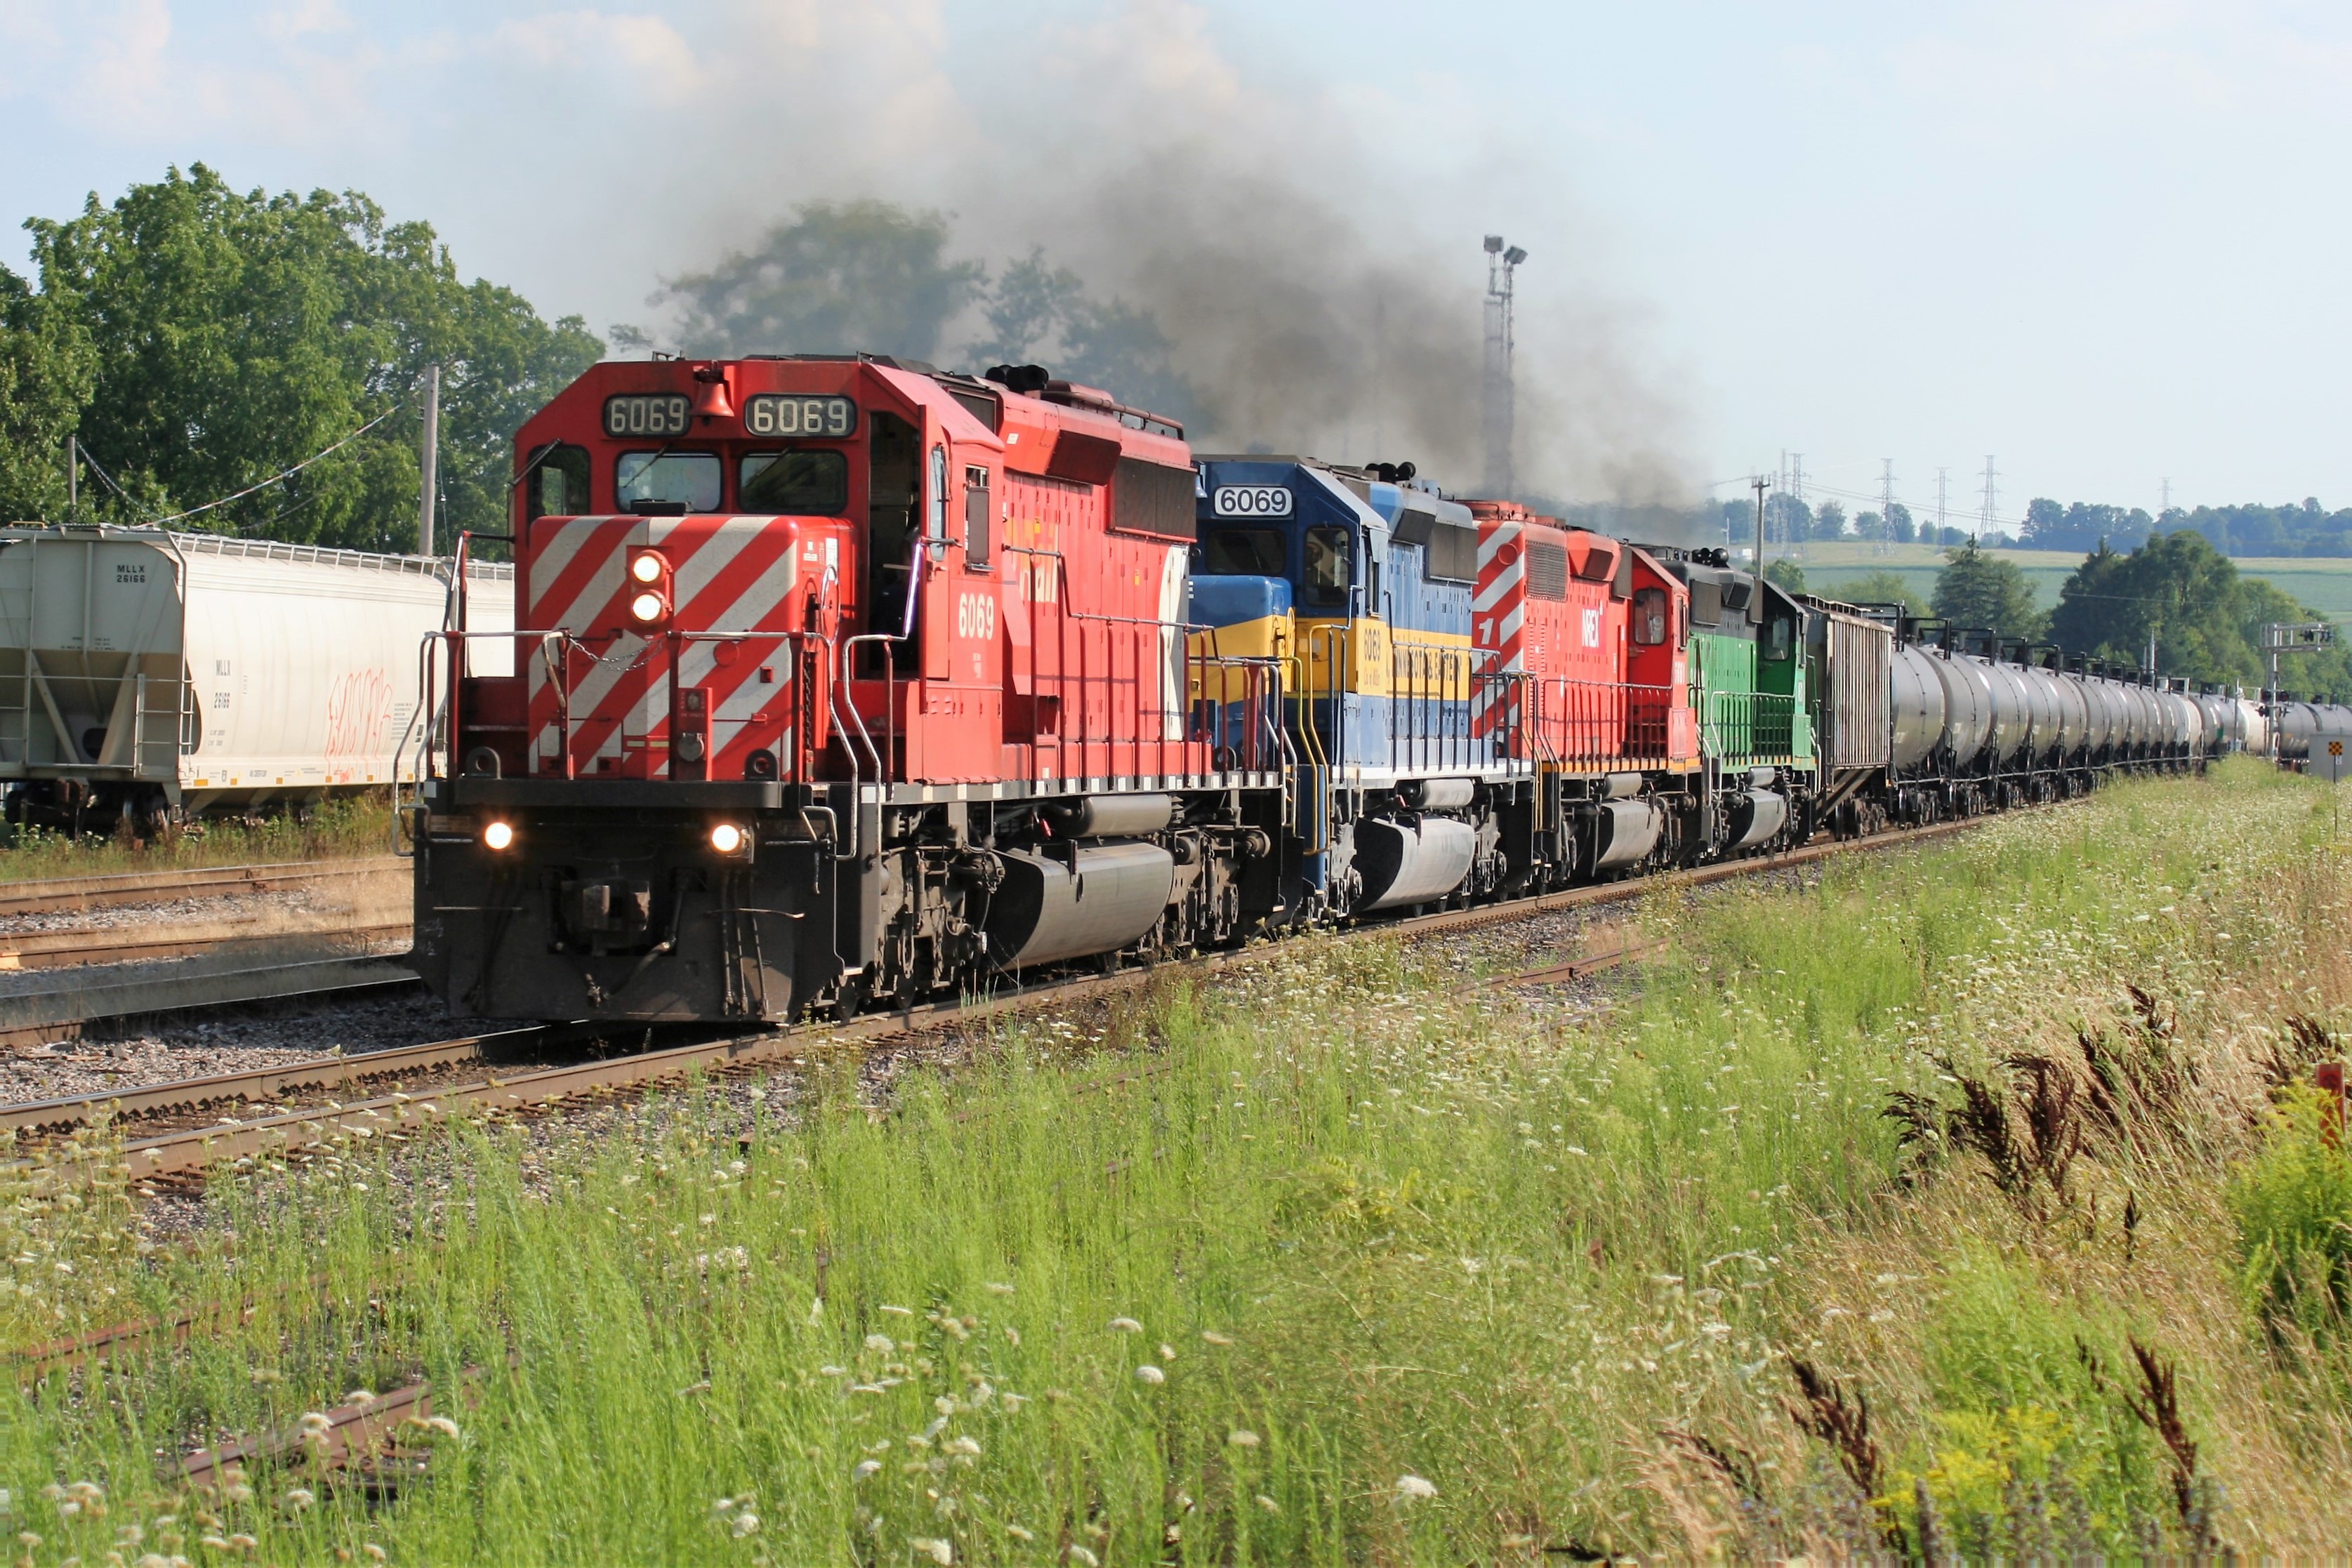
left=1134, top=1364, right=1166, bottom=1385
left=1227, top=1430, right=1261, bottom=1447
left=910, top=1537, right=953, bottom=1564
left=1109, top=1316, right=1142, bottom=1334
left=1396, top=1474, right=1439, bottom=1500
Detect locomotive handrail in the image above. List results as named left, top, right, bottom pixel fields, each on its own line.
left=410, top=627, right=569, bottom=779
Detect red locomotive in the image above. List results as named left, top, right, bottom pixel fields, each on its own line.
left=413, top=357, right=1286, bottom=1023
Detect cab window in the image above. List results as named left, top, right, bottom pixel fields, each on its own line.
left=739, top=451, right=849, bottom=515
left=1633, top=585, right=1669, bottom=646
left=524, top=443, right=590, bottom=521
left=618, top=451, right=720, bottom=512
left=1196, top=527, right=1286, bottom=576
left=1302, top=524, right=1353, bottom=609
left=1762, top=613, right=1794, bottom=661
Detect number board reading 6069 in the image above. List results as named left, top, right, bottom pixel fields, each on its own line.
left=745, top=395, right=857, bottom=439
left=603, top=394, right=690, bottom=437
left=1213, top=485, right=1293, bottom=518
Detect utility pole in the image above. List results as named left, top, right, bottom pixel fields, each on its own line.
left=416, top=364, right=442, bottom=556
left=1790, top=453, right=1806, bottom=558
left=1481, top=237, right=1526, bottom=498
left=1752, top=474, right=1769, bottom=619
left=65, top=436, right=77, bottom=525
left=1978, top=455, right=1998, bottom=545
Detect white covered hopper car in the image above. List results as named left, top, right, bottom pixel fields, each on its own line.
left=0, top=526, right=512, bottom=832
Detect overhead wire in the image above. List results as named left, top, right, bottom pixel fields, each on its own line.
left=141, top=397, right=412, bottom=530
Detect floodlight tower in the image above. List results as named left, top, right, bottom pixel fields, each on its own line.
left=1482, top=235, right=1526, bottom=498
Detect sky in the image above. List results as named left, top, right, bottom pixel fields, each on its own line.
left=1, top=0, right=2345, bottom=522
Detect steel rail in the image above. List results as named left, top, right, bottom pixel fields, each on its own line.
left=0, top=952, right=417, bottom=1052
left=8, top=811, right=2012, bottom=1191
left=0, top=856, right=404, bottom=917
left=0, top=1025, right=555, bottom=1136
left=0, top=919, right=410, bottom=972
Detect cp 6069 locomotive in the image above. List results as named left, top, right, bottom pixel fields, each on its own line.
left=407, top=355, right=2336, bottom=1028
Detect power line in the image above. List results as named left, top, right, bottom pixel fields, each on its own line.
left=144, top=399, right=411, bottom=529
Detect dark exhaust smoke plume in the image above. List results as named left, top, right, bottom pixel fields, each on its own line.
left=616, top=5, right=1696, bottom=519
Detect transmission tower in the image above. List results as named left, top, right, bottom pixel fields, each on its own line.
left=1879, top=459, right=1896, bottom=552
left=1936, top=466, right=1950, bottom=541
left=1978, top=455, right=1999, bottom=543
left=1481, top=234, right=1526, bottom=498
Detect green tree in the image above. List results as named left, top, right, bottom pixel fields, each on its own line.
left=0, top=263, right=95, bottom=522
left=1814, top=498, right=1846, bottom=538
left=20, top=164, right=599, bottom=549
left=1934, top=541, right=2044, bottom=639
left=653, top=199, right=982, bottom=364
left=1823, top=569, right=1927, bottom=616
left=970, top=246, right=1081, bottom=366
left=2049, top=531, right=2352, bottom=696
left=1764, top=558, right=1805, bottom=593
left=965, top=244, right=1197, bottom=423
left=1886, top=501, right=1915, bottom=543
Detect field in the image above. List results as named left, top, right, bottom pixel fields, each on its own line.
left=1787, top=540, right=2352, bottom=624
left=6, top=764, right=2352, bottom=1561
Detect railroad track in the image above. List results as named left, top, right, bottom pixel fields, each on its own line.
left=4, top=813, right=1998, bottom=1192
left=0, top=1025, right=560, bottom=1139
left=0, top=856, right=414, bottom=1048
left=0, top=919, right=411, bottom=972
left=0, top=855, right=404, bottom=917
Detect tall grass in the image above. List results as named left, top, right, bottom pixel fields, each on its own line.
left=0, top=794, right=392, bottom=882
left=3, top=760, right=2351, bottom=1562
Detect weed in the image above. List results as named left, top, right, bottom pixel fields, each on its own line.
left=1782, top=1357, right=1899, bottom=1549
left=2233, top=1084, right=2352, bottom=1334
left=2121, top=1337, right=2228, bottom=1557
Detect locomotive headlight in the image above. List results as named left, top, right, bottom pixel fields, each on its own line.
left=708, top=822, right=746, bottom=855
left=629, top=590, right=668, bottom=623
left=482, top=820, right=515, bottom=851
left=629, top=552, right=665, bottom=585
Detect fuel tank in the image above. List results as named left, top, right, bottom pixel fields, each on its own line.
left=1590, top=798, right=1664, bottom=872
left=984, top=843, right=1175, bottom=969
left=1724, top=789, right=1788, bottom=851
left=1354, top=816, right=1477, bottom=911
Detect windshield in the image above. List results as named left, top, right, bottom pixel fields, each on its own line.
left=618, top=451, right=721, bottom=512
left=1302, top=524, right=1353, bottom=609
left=1196, top=526, right=1286, bottom=576
left=739, top=451, right=849, bottom=515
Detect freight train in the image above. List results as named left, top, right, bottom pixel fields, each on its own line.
left=0, top=526, right=513, bottom=835
left=407, top=354, right=2352, bottom=1027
